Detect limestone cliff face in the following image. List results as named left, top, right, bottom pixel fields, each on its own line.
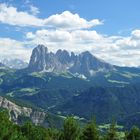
left=0, top=96, right=47, bottom=125
left=28, top=45, right=114, bottom=77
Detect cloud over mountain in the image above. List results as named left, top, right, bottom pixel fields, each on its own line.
left=0, top=2, right=140, bottom=66
left=26, top=29, right=140, bottom=66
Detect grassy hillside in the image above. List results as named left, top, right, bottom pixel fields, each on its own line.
left=1, top=67, right=140, bottom=129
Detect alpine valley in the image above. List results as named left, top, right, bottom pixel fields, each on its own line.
left=1, top=44, right=140, bottom=129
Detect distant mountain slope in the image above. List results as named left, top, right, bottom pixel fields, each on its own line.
left=120, top=112, right=140, bottom=129
left=1, top=59, right=28, bottom=69
left=54, top=86, right=140, bottom=123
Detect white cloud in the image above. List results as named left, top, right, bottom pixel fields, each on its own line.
left=0, top=3, right=103, bottom=29
left=43, top=11, right=103, bottom=29
left=26, top=29, right=105, bottom=55
left=131, top=30, right=140, bottom=39
left=0, top=3, right=43, bottom=27
left=29, top=5, right=40, bottom=16
left=26, top=32, right=36, bottom=39
left=26, top=29, right=102, bottom=43
left=71, top=30, right=102, bottom=42
left=0, top=38, right=31, bottom=61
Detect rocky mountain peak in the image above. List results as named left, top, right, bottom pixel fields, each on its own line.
left=56, top=49, right=71, bottom=64
left=35, top=44, right=48, bottom=52
left=81, top=51, right=92, bottom=56
left=28, top=45, right=114, bottom=77
left=28, top=44, right=48, bottom=71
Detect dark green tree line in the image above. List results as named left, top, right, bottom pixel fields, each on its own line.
left=0, top=111, right=140, bottom=140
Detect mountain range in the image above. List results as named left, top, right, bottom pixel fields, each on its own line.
left=0, top=44, right=140, bottom=129
left=28, top=44, right=114, bottom=78
left=0, top=58, right=28, bottom=69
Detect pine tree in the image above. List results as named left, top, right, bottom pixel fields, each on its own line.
left=125, top=126, right=140, bottom=140
left=0, top=111, right=27, bottom=140
left=105, top=120, right=119, bottom=140
left=47, top=128, right=62, bottom=140
left=82, top=119, right=99, bottom=140
left=62, top=117, right=80, bottom=140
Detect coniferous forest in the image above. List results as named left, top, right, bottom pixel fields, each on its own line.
left=0, top=111, right=140, bottom=140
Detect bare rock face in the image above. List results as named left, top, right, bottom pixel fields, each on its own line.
left=28, top=44, right=74, bottom=73
left=70, top=51, right=114, bottom=77
left=0, top=96, right=47, bottom=125
left=28, top=44, right=48, bottom=72
left=28, top=44, right=114, bottom=77
left=56, top=49, right=72, bottom=64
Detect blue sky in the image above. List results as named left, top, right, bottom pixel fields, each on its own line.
left=0, top=0, right=140, bottom=66
left=42, top=0, right=140, bottom=35
left=1, top=0, right=140, bottom=35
